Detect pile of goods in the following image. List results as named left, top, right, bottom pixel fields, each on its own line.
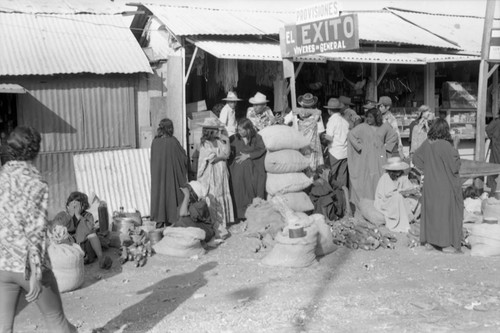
left=260, top=125, right=314, bottom=210
left=329, top=217, right=397, bottom=250
left=153, top=227, right=206, bottom=258
left=466, top=223, right=500, bottom=257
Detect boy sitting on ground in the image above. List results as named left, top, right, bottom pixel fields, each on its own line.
left=53, top=191, right=112, bottom=269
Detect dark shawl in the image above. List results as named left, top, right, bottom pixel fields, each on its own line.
left=413, top=139, right=463, bottom=249
left=150, top=136, right=188, bottom=224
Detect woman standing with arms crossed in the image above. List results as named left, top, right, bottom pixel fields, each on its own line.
left=197, top=118, right=234, bottom=239
left=229, top=118, right=267, bottom=221
left=0, top=127, right=76, bottom=332
left=413, top=118, right=463, bottom=254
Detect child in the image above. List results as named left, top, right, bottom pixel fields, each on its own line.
left=53, top=191, right=112, bottom=269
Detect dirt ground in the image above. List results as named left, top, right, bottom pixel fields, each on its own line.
left=12, top=225, right=500, bottom=333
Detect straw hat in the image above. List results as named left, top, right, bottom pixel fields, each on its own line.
left=188, top=180, right=207, bottom=199
left=298, top=93, right=318, bottom=107
left=363, top=100, right=378, bottom=110
left=339, top=95, right=354, bottom=106
left=249, top=92, right=269, bottom=104
left=378, top=96, right=392, bottom=106
left=324, top=98, right=344, bottom=109
left=222, top=91, right=242, bottom=101
left=383, top=157, right=409, bottom=171
left=200, top=117, right=224, bottom=129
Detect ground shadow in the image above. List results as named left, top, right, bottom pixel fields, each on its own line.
left=292, top=247, right=353, bottom=332
left=92, top=261, right=218, bottom=333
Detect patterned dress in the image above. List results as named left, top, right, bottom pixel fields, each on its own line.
left=0, top=161, right=50, bottom=280
left=247, top=106, right=275, bottom=131
left=197, top=137, right=234, bottom=238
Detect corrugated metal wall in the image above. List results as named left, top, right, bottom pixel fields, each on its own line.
left=73, top=148, right=151, bottom=217
left=15, top=75, right=137, bottom=152
left=34, top=152, right=77, bottom=220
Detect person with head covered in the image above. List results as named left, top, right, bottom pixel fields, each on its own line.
left=176, top=181, right=215, bottom=243
left=374, top=157, right=420, bottom=233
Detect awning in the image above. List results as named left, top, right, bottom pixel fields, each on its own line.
left=317, top=52, right=480, bottom=65
left=190, top=38, right=282, bottom=61
left=189, top=38, right=479, bottom=64
left=0, top=83, right=26, bottom=94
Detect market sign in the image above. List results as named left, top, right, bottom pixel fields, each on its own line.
left=296, top=1, right=341, bottom=24
left=280, top=13, right=359, bottom=58
left=489, top=28, right=500, bottom=62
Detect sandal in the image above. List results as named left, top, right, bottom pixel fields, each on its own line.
left=441, top=246, right=463, bottom=254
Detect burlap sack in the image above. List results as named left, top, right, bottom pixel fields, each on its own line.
left=310, top=214, right=337, bottom=256
left=270, top=192, right=314, bottom=212
left=266, top=173, right=313, bottom=195
left=262, top=223, right=318, bottom=268
left=245, top=198, right=285, bottom=237
left=48, top=243, right=85, bottom=293
left=153, top=227, right=206, bottom=258
left=468, top=224, right=500, bottom=257
left=265, top=150, right=310, bottom=174
left=259, top=125, right=310, bottom=151
left=482, top=197, right=500, bottom=220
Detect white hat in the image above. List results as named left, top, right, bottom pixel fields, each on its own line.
left=222, top=91, right=242, bottom=101
left=188, top=181, right=207, bottom=199
left=383, top=157, right=409, bottom=171
left=249, top=92, right=269, bottom=104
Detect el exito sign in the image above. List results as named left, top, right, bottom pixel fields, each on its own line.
left=280, top=1, right=359, bottom=58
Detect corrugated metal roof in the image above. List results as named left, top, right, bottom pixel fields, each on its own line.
left=140, top=5, right=460, bottom=50
left=191, top=37, right=282, bottom=61
left=343, top=11, right=460, bottom=49
left=0, top=13, right=152, bottom=76
left=141, top=3, right=295, bottom=36
left=73, top=148, right=151, bottom=217
left=387, top=8, right=500, bottom=54
left=318, top=52, right=479, bottom=64
left=0, top=83, right=26, bottom=93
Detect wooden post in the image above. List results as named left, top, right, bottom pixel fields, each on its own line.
left=371, top=62, right=377, bottom=101
left=424, top=63, right=436, bottom=111
left=493, top=67, right=499, bottom=119
left=283, top=59, right=297, bottom=111
left=475, top=0, right=496, bottom=161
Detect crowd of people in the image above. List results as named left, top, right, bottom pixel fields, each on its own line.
left=148, top=91, right=467, bottom=256
left=0, top=90, right=472, bottom=331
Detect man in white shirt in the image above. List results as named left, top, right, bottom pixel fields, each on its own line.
left=219, top=91, right=242, bottom=137
left=324, top=98, right=350, bottom=187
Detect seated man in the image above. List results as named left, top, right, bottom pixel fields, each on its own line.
left=174, top=180, right=216, bottom=243
left=53, top=191, right=112, bottom=269
left=374, top=157, right=420, bottom=233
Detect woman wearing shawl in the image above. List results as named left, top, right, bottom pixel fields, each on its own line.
left=413, top=118, right=463, bottom=254
left=347, top=108, right=399, bottom=207
left=150, top=118, right=188, bottom=227
left=197, top=118, right=234, bottom=239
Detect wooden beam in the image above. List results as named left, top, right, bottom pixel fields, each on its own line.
left=493, top=66, right=499, bottom=118
left=286, top=62, right=304, bottom=94
left=184, top=46, right=198, bottom=85
left=377, top=64, right=390, bottom=86
left=475, top=0, right=497, bottom=161
left=424, top=63, right=436, bottom=110
left=488, top=64, right=499, bottom=79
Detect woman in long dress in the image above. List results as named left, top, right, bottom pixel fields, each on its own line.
left=347, top=108, right=399, bottom=207
left=150, top=119, right=188, bottom=227
left=229, top=118, right=267, bottom=220
left=413, top=118, right=463, bottom=254
left=197, top=119, right=234, bottom=239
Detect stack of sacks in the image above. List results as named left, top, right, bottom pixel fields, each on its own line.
left=259, top=125, right=314, bottom=212
left=261, top=209, right=337, bottom=268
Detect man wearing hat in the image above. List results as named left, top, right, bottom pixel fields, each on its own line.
left=378, top=96, right=403, bottom=158
left=374, top=157, right=418, bottom=233
left=219, top=91, right=242, bottom=137
left=284, top=93, right=325, bottom=170
left=339, top=95, right=361, bottom=129
left=324, top=97, right=350, bottom=187
left=247, top=92, right=275, bottom=131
